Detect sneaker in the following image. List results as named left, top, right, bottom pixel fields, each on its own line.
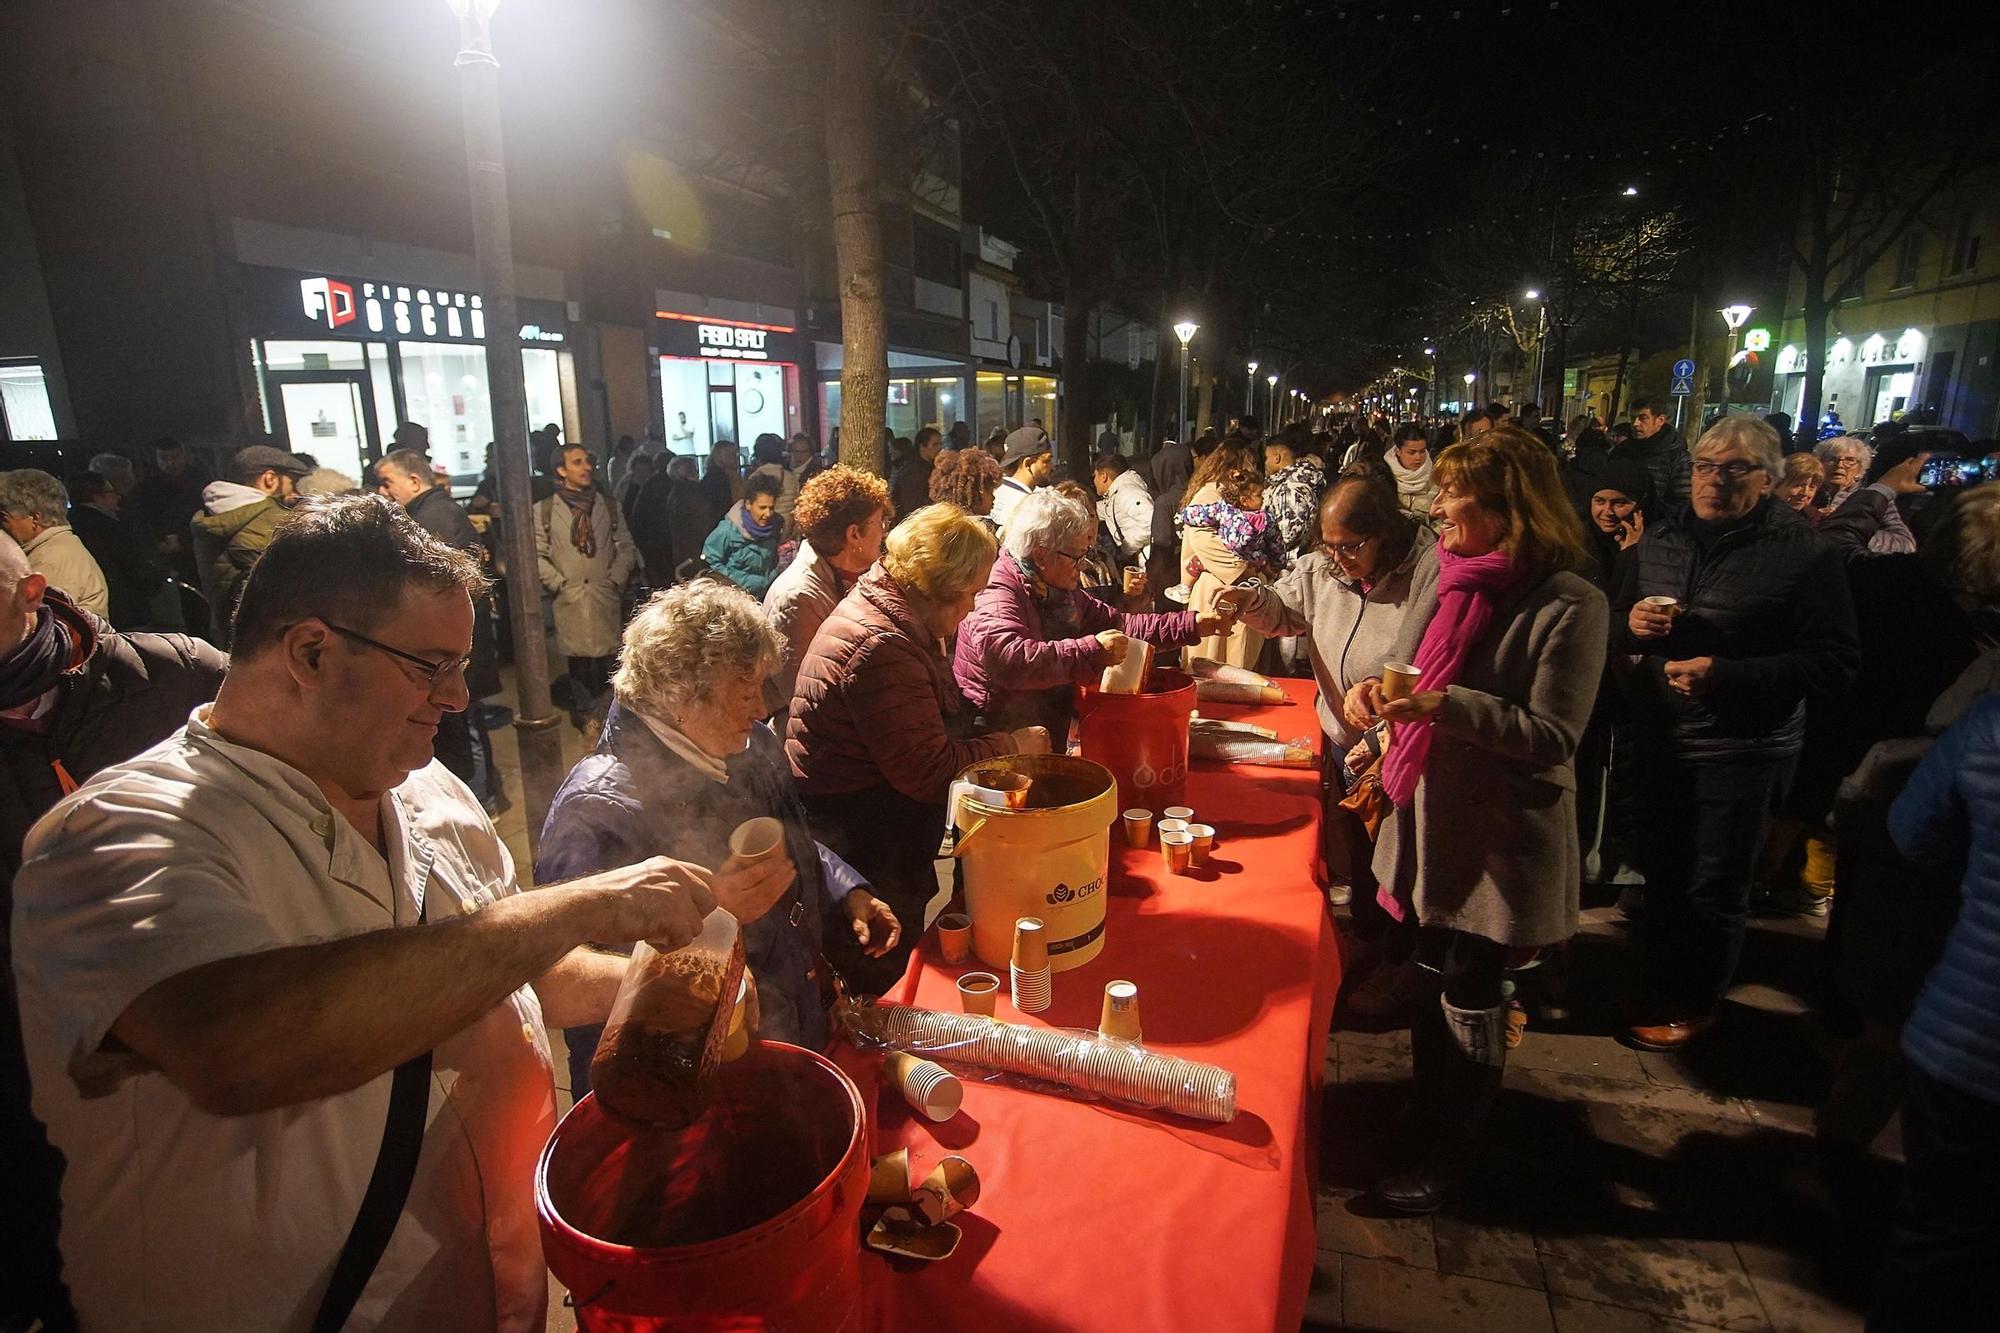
left=1327, top=882, right=1353, bottom=907
left=1346, top=957, right=1427, bottom=1018
left=1766, top=883, right=1832, bottom=918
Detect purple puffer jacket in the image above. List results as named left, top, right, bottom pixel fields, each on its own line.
left=953, top=554, right=1199, bottom=736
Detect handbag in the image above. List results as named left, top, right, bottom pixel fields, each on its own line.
left=1338, top=749, right=1392, bottom=841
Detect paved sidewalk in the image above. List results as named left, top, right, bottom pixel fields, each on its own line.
left=1309, top=902, right=1893, bottom=1332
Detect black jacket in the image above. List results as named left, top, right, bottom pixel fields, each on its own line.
left=629, top=476, right=714, bottom=583
left=891, top=456, right=934, bottom=524
left=1613, top=498, right=1859, bottom=758
left=1, top=615, right=227, bottom=928
left=67, top=504, right=164, bottom=630
left=405, top=485, right=480, bottom=554
left=1608, top=425, right=1692, bottom=515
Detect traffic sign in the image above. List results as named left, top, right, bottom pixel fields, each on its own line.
left=1669, top=374, right=1696, bottom=396
left=1672, top=358, right=1697, bottom=379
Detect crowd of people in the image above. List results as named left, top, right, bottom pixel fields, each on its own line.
left=0, top=393, right=1995, bottom=1330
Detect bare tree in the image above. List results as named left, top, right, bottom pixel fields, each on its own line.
left=823, top=0, right=888, bottom=475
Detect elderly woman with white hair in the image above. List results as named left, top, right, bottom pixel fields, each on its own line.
left=0, top=468, right=110, bottom=618
left=1815, top=435, right=1873, bottom=514
left=953, top=487, right=1228, bottom=738
left=535, top=579, right=901, bottom=1091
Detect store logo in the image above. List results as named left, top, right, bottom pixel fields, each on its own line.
left=300, top=277, right=357, bottom=330
left=698, top=322, right=770, bottom=360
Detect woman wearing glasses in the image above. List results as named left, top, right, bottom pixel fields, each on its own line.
left=1614, top=415, right=1859, bottom=1054
left=954, top=488, right=1223, bottom=740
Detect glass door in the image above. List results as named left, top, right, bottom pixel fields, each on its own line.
left=267, top=370, right=377, bottom=482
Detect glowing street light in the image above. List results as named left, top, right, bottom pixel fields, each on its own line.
left=1622, top=185, right=1639, bottom=196
left=1245, top=360, right=1259, bottom=415
left=1173, top=320, right=1199, bottom=443
left=1717, top=304, right=1756, bottom=414
left=1267, top=372, right=1279, bottom=426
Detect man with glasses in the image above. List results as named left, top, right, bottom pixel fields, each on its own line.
left=1613, top=415, right=1858, bottom=1051
left=1609, top=398, right=1693, bottom=515
left=10, top=494, right=717, bottom=1330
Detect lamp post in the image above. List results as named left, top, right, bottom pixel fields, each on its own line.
left=1462, top=370, right=1477, bottom=413
left=1266, top=373, right=1279, bottom=427
left=1173, top=319, right=1199, bottom=443
left=446, top=0, right=562, bottom=845
left=1718, top=303, right=1754, bottom=419
left=1245, top=360, right=1258, bottom=417
left=1423, top=345, right=1437, bottom=417
left=1524, top=289, right=1549, bottom=413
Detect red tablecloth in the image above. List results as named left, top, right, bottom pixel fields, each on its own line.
left=843, top=678, right=1340, bottom=1332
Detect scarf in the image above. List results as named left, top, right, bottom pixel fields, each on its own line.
left=1009, top=552, right=1080, bottom=636
left=1382, top=445, right=1434, bottom=497
left=0, top=588, right=96, bottom=716
left=1380, top=547, right=1524, bottom=810
left=737, top=502, right=781, bottom=542
left=556, top=486, right=598, bottom=558
left=635, top=706, right=733, bottom=785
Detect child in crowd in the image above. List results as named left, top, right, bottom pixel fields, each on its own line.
left=1178, top=467, right=1288, bottom=592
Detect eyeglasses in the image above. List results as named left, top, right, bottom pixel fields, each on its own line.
left=308, top=621, right=472, bottom=692
left=1326, top=535, right=1377, bottom=557
left=1048, top=546, right=1092, bottom=566
left=1691, top=460, right=1766, bottom=481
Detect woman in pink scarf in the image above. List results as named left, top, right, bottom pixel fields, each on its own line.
left=1343, top=427, right=1608, bottom=1214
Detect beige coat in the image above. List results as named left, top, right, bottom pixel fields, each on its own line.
left=22, top=525, right=109, bottom=619
left=1178, top=483, right=1265, bottom=668
left=1372, top=567, right=1608, bottom=947
left=535, top=490, right=637, bottom=658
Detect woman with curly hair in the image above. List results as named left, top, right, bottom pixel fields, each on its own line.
left=765, top=464, right=892, bottom=708
left=927, top=447, right=1005, bottom=530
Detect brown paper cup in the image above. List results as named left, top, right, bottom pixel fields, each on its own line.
left=1186, top=823, right=1215, bottom=867
left=867, top=1148, right=913, bottom=1204
left=957, top=971, right=1000, bottom=1016
left=1161, top=830, right=1193, bottom=874
left=913, top=1155, right=982, bottom=1225
left=1099, top=979, right=1143, bottom=1042
left=1156, top=817, right=1189, bottom=839
left=1012, top=917, right=1049, bottom=971
left=1122, top=809, right=1153, bottom=848
left=1163, top=806, right=1195, bottom=822
left=1642, top=595, right=1680, bottom=611
left=887, top=1052, right=963, bottom=1123
left=728, top=816, right=786, bottom=862
left=936, top=912, right=972, bottom=965
left=1380, top=662, right=1422, bottom=702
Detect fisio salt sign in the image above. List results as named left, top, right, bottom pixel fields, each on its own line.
left=697, top=322, right=772, bottom=360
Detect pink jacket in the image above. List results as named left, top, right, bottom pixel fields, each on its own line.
left=952, top=555, right=1198, bottom=734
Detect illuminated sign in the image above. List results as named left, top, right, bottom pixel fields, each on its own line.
left=698, top=322, right=771, bottom=359
left=1743, top=327, right=1771, bottom=353
left=656, top=311, right=800, bottom=364
left=255, top=265, right=566, bottom=344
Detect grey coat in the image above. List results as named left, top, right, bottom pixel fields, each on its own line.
left=535, top=490, right=638, bottom=658
left=1236, top=526, right=1438, bottom=748
left=1372, top=567, right=1609, bottom=947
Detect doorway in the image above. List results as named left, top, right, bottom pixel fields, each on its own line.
left=267, top=370, right=379, bottom=481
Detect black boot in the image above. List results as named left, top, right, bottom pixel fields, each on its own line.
left=1387, top=973, right=1452, bottom=1166
left=1374, top=997, right=1508, bottom=1215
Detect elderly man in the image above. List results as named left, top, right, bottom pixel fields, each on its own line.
left=190, top=443, right=311, bottom=644
left=10, top=494, right=716, bottom=1331
left=892, top=426, right=943, bottom=524
left=1614, top=415, right=1859, bottom=1051
left=0, top=468, right=110, bottom=618
left=66, top=470, right=164, bottom=629
left=132, top=436, right=207, bottom=583
left=1610, top=399, right=1693, bottom=515
left=990, top=427, right=1053, bottom=531
left=764, top=466, right=891, bottom=713
left=0, top=532, right=225, bottom=1331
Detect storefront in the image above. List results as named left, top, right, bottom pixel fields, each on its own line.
left=813, top=342, right=971, bottom=448
left=655, top=311, right=804, bottom=462
left=1772, top=327, right=1926, bottom=429
left=241, top=263, right=576, bottom=484
left=975, top=368, right=1060, bottom=440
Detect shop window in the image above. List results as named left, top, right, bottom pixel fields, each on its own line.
left=661, top=358, right=717, bottom=458
left=914, top=217, right=961, bottom=288
left=399, top=341, right=495, bottom=478
left=1949, top=211, right=1983, bottom=275
left=263, top=339, right=367, bottom=371
left=1892, top=231, right=1923, bottom=289
left=521, top=348, right=565, bottom=458
left=0, top=360, right=58, bottom=441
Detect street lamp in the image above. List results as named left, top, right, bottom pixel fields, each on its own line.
left=1462, top=370, right=1476, bottom=412
left=1622, top=185, right=1639, bottom=196
left=1245, top=360, right=1258, bottom=417
left=445, top=0, right=563, bottom=841
left=1423, top=345, right=1438, bottom=416
left=1525, top=288, right=1549, bottom=413
left=1718, top=304, right=1754, bottom=415
left=1173, top=319, right=1199, bottom=443
left=1267, top=372, right=1279, bottom=427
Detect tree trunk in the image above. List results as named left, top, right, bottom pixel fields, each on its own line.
left=1797, top=209, right=1833, bottom=448
left=1060, top=278, right=1093, bottom=481
left=1194, top=362, right=1214, bottom=437
left=823, top=0, right=886, bottom=476
left=1145, top=292, right=1168, bottom=458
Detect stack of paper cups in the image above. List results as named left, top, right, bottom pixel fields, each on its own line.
left=1010, top=917, right=1052, bottom=1013
left=885, top=1051, right=964, bottom=1122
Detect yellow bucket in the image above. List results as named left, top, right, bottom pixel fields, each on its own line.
left=951, top=754, right=1117, bottom=973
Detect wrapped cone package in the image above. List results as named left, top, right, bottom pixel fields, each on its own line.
left=1190, top=715, right=1279, bottom=741
left=1195, top=679, right=1288, bottom=706
left=845, top=1002, right=1237, bottom=1123
left=1186, top=657, right=1273, bottom=687
left=1098, top=638, right=1155, bottom=696
left=1189, top=733, right=1315, bottom=767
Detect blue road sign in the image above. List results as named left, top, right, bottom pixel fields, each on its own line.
left=1672, top=357, right=1697, bottom=379
left=1669, top=374, right=1696, bottom=396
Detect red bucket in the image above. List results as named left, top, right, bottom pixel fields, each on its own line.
left=537, top=1041, right=870, bottom=1332
left=1075, top=666, right=1197, bottom=813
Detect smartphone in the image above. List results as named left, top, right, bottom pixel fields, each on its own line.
left=1917, top=453, right=1997, bottom=488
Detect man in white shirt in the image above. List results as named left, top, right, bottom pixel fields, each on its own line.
left=11, top=494, right=719, bottom=1332
left=990, top=427, right=1053, bottom=533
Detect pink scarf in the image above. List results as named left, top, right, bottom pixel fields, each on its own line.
left=1380, top=547, right=1523, bottom=808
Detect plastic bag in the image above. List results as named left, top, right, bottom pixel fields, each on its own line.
left=591, top=909, right=746, bottom=1127
left=1189, top=732, right=1315, bottom=767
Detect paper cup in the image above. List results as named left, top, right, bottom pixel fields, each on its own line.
left=887, top=1051, right=963, bottom=1122
left=867, top=1148, right=914, bottom=1204
left=1380, top=662, right=1422, bottom=703
left=1012, top=917, right=1049, bottom=971
left=1010, top=963, right=1052, bottom=1014
left=936, top=912, right=972, bottom=965
left=1122, top=808, right=1154, bottom=848
left=987, top=771, right=1033, bottom=808
left=1163, top=806, right=1195, bottom=822
left=1642, top=595, right=1680, bottom=611
left=957, top=971, right=1000, bottom=1016
left=1100, top=979, right=1143, bottom=1042
left=1161, top=830, right=1193, bottom=874
left=728, top=816, right=786, bottom=863
left=913, top=1155, right=982, bottom=1225
left=866, top=1214, right=962, bottom=1262
left=1186, top=823, right=1215, bottom=867
left=1156, top=817, right=1189, bottom=839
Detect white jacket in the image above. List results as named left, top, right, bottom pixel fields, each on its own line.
left=1098, top=469, right=1155, bottom=560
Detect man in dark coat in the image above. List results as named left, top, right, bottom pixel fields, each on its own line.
left=892, top=427, right=942, bottom=524
left=629, top=455, right=715, bottom=585
left=0, top=535, right=227, bottom=1332
left=130, top=437, right=207, bottom=585
left=1609, top=399, right=1693, bottom=515
left=65, top=472, right=165, bottom=630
